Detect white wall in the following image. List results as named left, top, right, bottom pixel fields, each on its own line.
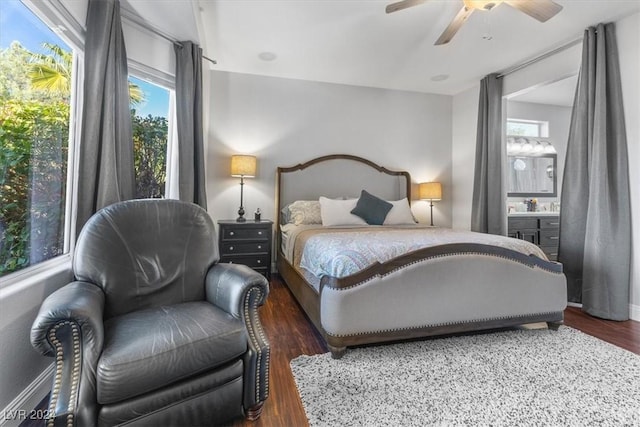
left=206, top=71, right=453, bottom=231
left=617, top=12, right=640, bottom=320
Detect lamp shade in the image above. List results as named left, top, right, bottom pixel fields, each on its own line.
left=419, top=182, right=442, bottom=201
left=231, top=155, right=257, bottom=177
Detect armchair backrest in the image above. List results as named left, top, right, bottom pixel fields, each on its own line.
left=73, top=199, right=219, bottom=319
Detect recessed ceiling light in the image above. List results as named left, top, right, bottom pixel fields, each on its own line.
left=258, top=52, right=277, bottom=62
left=430, top=74, right=449, bottom=82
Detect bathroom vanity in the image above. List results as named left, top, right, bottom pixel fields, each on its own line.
left=508, top=213, right=560, bottom=261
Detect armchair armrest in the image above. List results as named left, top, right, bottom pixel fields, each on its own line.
left=205, top=263, right=269, bottom=317
left=31, top=281, right=105, bottom=427
left=205, top=263, right=270, bottom=415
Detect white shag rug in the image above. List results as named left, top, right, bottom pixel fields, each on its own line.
left=290, top=327, right=640, bottom=426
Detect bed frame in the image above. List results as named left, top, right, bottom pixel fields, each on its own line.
left=276, top=154, right=567, bottom=358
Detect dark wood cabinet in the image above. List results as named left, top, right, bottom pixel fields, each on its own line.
left=508, top=215, right=560, bottom=261
left=218, top=220, right=273, bottom=279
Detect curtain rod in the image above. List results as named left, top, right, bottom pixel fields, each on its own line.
left=497, top=37, right=582, bottom=78
left=120, top=7, right=217, bottom=65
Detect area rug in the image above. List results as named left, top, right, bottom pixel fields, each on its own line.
left=290, top=327, right=640, bottom=426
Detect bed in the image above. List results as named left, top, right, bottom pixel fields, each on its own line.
left=276, top=154, right=567, bottom=358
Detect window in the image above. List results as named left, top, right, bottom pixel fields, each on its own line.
left=129, top=76, right=170, bottom=199
left=0, top=0, right=76, bottom=276
left=507, top=119, right=549, bottom=138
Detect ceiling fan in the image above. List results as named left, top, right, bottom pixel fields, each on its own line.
left=386, top=0, right=563, bottom=45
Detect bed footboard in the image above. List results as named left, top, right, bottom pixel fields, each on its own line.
left=317, top=247, right=566, bottom=357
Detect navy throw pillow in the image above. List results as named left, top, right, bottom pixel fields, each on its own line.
left=351, top=190, right=393, bottom=225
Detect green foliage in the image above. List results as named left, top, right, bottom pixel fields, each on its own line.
left=132, top=112, right=167, bottom=199
left=0, top=99, right=69, bottom=275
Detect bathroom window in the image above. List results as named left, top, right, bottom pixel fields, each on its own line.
left=507, top=119, right=549, bottom=138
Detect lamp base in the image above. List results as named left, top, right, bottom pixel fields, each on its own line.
left=237, top=206, right=246, bottom=222
left=429, top=201, right=435, bottom=227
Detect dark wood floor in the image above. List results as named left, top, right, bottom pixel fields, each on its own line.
left=23, top=276, right=640, bottom=427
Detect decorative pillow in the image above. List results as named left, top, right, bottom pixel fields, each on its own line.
left=280, top=205, right=291, bottom=225
left=319, top=197, right=367, bottom=226
left=288, top=200, right=322, bottom=225
left=383, top=198, right=417, bottom=225
left=350, top=190, right=393, bottom=225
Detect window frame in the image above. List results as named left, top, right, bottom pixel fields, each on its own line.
left=0, top=0, right=83, bottom=286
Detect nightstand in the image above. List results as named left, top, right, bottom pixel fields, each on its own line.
left=217, top=220, right=273, bottom=279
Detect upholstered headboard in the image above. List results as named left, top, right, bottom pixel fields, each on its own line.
left=276, top=154, right=411, bottom=226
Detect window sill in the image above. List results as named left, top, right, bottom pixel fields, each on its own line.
left=0, top=254, right=72, bottom=295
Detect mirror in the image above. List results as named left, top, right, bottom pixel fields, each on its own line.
left=507, top=154, right=557, bottom=197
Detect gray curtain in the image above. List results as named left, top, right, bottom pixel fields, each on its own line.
left=174, top=41, right=207, bottom=209
left=76, top=0, right=134, bottom=237
left=471, top=73, right=506, bottom=235
left=558, top=23, right=631, bottom=320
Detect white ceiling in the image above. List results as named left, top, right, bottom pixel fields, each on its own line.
left=124, top=0, right=640, bottom=97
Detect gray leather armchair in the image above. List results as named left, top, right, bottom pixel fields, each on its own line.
left=31, top=199, right=270, bottom=426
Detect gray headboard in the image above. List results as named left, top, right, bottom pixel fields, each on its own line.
left=276, top=154, right=411, bottom=226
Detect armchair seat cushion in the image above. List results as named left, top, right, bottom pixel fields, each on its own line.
left=97, top=301, right=247, bottom=404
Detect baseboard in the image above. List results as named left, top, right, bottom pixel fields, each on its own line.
left=0, top=364, right=53, bottom=427
left=568, top=301, right=639, bottom=322
left=630, top=303, right=640, bottom=322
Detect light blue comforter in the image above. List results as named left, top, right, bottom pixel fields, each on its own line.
left=291, top=225, right=548, bottom=279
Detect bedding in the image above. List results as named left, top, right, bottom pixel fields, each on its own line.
left=286, top=225, right=547, bottom=281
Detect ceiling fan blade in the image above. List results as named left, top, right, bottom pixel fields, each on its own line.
left=504, top=0, right=563, bottom=22
left=386, top=0, right=428, bottom=14
left=435, top=6, right=474, bottom=45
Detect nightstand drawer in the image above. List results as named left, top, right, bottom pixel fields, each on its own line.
left=220, top=254, right=270, bottom=269
left=221, top=227, right=269, bottom=241
left=221, top=241, right=268, bottom=255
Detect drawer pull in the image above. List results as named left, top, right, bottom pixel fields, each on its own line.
left=229, top=231, right=235, bottom=236
left=549, top=236, right=559, bottom=240
left=258, top=231, right=263, bottom=235
left=257, top=260, right=261, bottom=264
left=548, top=222, right=560, bottom=226
left=229, top=246, right=234, bottom=251
left=257, top=245, right=262, bottom=250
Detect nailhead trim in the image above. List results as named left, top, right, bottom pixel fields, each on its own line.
left=325, top=311, right=562, bottom=337
left=47, top=320, right=81, bottom=427
left=244, top=287, right=270, bottom=401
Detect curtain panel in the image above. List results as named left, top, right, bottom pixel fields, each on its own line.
left=471, top=73, right=506, bottom=236
left=76, top=0, right=134, bottom=237
left=558, top=23, right=631, bottom=320
left=174, top=41, right=207, bottom=209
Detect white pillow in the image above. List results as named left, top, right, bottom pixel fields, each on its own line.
left=383, top=198, right=417, bottom=225
left=319, top=197, right=367, bottom=226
